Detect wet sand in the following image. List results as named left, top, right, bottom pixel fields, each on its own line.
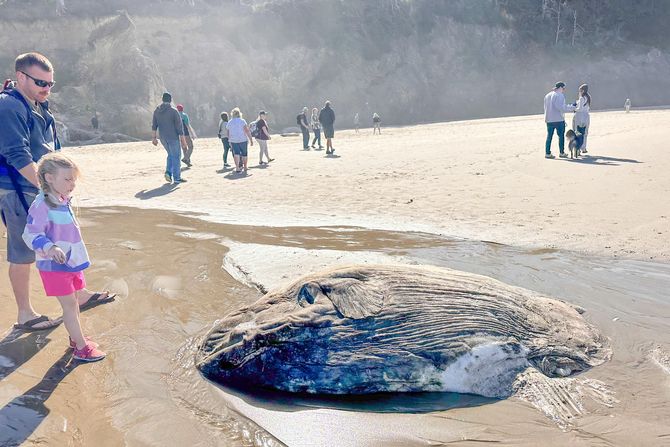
left=2, top=208, right=669, bottom=446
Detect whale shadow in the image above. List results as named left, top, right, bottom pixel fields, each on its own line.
left=208, top=380, right=495, bottom=414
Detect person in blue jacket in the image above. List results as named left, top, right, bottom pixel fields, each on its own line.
left=0, top=52, right=63, bottom=331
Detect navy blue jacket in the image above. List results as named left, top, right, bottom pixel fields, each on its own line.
left=0, top=89, right=57, bottom=193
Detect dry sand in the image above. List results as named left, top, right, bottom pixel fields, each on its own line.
left=69, top=108, right=670, bottom=261
left=1, top=110, right=670, bottom=446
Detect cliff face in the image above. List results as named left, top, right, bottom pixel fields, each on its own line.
left=2, top=0, right=670, bottom=142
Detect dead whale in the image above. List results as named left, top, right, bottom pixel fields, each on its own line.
left=196, top=265, right=610, bottom=398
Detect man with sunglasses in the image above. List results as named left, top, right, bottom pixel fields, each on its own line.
left=0, top=52, right=62, bottom=331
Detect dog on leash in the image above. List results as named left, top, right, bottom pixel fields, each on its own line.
left=566, top=129, right=584, bottom=159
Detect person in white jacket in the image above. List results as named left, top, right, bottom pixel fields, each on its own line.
left=544, top=81, right=576, bottom=159
left=572, top=84, right=591, bottom=154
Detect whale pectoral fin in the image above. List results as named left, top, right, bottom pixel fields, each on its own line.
left=513, top=368, right=617, bottom=429
left=321, top=278, right=385, bottom=319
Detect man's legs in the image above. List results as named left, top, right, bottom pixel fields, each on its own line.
left=169, top=140, right=182, bottom=181
left=258, top=139, right=269, bottom=163
left=2, top=191, right=58, bottom=329
left=9, top=263, right=40, bottom=324
left=183, top=136, right=194, bottom=164
left=222, top=138, right=231, bottom=166
left=161, top=141, right=172, bottom=180
left=302, top=129, right=310, bottom=149
left=557, top=121, right=566, bottom=155
left=545, top=122, right=556, bottom=155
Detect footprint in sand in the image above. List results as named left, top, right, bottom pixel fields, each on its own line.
left=151, top=276, right=181, bottom=299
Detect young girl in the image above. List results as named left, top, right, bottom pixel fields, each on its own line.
left=23, top=153, right=107, bottom=362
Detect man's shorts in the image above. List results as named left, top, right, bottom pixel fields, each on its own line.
left=0, top=190, right=37, bottom=264
left=38, top=270, right=86, bottom=297
left=231, top=141, right=248, bottom=157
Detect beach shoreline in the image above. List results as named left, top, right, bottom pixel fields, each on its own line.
left=65, top=109, right=670, bottom=262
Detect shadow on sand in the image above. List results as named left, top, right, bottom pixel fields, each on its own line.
left=224, top=171, right=252, bottom=180
left=561, top=154, right=641, bottom=166
left=0, top=327, right=58, bottom=381
left=135, top=183, right=179, bottom=199
left=210, top=381, right=495, bottom=414
left=0, top=350, right=78, bottom=446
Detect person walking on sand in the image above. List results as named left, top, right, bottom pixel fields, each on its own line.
left=298, top=107, right=310, bottom=150
left=152, top=92, right=187, bottom=183
left=218, top=112, right=232, bottom=168
left=256, top=110, right=274, bottom=165
left=226, top=107, right=254, bottom=173
left=543, top=81, right=575, bottom=159
left=354, top=113, right=360, bottom=134
left=319, top=100, right=336, bottom=155
left=624, top=98, right=631, bottom=113
left=176, top=104, right=197, bottom=167
left=372, top=112, right=381, bottom=135
left=23, top=153, right=112, bottom=361
left=0, top=52, right=63, bottom=331
left=572, top=84, right=591, bottom=154
left=310, top=107, right=322, bottom=149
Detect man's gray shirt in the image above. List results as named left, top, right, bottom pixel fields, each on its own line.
left=152, top=102, right=184, bottom=141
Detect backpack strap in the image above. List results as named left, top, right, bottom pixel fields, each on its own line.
left=0, top=86, right=38, bottom=213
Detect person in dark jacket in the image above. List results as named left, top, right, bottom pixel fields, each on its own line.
left=318, top=100, right=336, bottom=155
left=0, top=52, right=62, bottom=330
left=152, top=92, right=187, bottom=183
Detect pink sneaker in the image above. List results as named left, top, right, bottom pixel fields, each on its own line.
left=69, top=336, right=99, bottom=349
left=73, top=341, right=106, bottom=362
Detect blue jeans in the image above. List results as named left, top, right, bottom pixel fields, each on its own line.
left=302, top=128, right=310, bottom=149
left=161, top=138, right=182, bottom=181
left=545, top=121, right=565, bottom=155
left=311, top=128, right=321, bottom=147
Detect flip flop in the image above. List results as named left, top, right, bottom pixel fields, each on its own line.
left=13, top=315, right=62, bottom=332
left=79, top=292, right=117, bottom=311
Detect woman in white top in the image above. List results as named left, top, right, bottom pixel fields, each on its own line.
left=226, top=107, right=254, bottom=173
left=573, top=84, right=591, bottom=153
left=310, top=108, right=322, bottom=149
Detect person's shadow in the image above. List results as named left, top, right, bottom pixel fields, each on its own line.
left=0, top=350, right=78, bottom=446
left=0, top=327, right=57, bottom=381
left=564, top=154, right=641, bottom=166
left=135, top=183, right=179, bottom=199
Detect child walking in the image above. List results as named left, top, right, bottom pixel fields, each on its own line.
left=23, top=153, right=107, bottom=362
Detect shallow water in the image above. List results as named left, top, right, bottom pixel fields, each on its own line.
left=1, top=207, right=669, bottom=446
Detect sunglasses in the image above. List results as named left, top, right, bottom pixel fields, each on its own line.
left=20, top=71, right=56, bottom=88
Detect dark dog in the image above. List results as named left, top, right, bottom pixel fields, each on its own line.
left=566, top=129, right=584, bottom=159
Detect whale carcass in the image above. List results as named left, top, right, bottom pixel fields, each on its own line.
left=196, top=265, right=610, bottom=398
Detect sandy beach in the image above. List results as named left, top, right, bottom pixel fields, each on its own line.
left=1, top=110, right=670, bottom=446
left=69, top=109, right=670, bottom=261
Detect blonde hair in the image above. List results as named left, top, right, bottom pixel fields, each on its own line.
left=231, top=107, right=241, bottom=118
left=37, top=152, right=80, bottom=207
